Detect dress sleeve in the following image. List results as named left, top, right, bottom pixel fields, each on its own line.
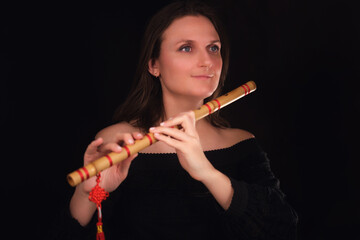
left=221, top=149, right=298, bottom=239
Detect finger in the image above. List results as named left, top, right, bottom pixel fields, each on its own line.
left=100, top=142, right=122, bottom=153
left=161, top=111, right=195, bottom=127
left=132, top=132, right=144, bottom=140
left=150, top=126, right=188, bottom=142
left=122, top=133, right=135, bottom=145
left=160, top=111, right=197, bottom=136
left=113, top=132, right=135, bottom=145
left=153, top=132, right=181, bottom=149
left=113, top=132, right=125, bottom=145
left=85, top=138, right=104, bottom=155
left=179, top=112, right=198, bottom=136
left=160, top=116, right=182, bottom=127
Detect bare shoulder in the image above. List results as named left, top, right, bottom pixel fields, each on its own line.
left=219, top=127, right=255, bottom=144
left=95, top=122, right=140, bottom=142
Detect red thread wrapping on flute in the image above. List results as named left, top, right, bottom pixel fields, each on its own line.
left=244, top=83, right=251, bottom=93
left=76, top=169, right=84, bottom=182
left=214, top=99, right=221, bottom=110
left=241, top=85, right=248, bottom=95
left=205, top=103, right=212, bottom=113
left=146, top=134, right=153, bottom=145
left=124, top=146, right=131, bottom=157
left=105, top=155, right=113, bottom=167
left=82, top=167, right=90, bottom=179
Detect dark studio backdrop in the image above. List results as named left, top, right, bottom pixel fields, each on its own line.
left=4, top=0, right=359, bottom=239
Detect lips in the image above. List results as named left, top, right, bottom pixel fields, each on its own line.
left=191, top=74, right=214, bottom=80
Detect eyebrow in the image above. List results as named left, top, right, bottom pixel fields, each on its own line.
left=176, top=39, right=221, bottom=45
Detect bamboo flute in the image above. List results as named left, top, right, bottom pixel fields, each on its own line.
left=67, top=81, right=256, bottom=186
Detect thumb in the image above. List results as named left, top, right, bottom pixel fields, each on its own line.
left=85, top=138, right=103, bottom=155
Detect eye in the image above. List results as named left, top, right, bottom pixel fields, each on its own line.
left=179, top=45, right=192, bottom=52
left=209, top=45, right=220, bottom=53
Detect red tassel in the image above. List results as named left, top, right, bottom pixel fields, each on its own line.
left=96, top=221, right=105, bottom=240
left=89, top=173, right=109, bottom=240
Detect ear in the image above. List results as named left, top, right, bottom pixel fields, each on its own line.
left=148, top=58, right=160, bottom=77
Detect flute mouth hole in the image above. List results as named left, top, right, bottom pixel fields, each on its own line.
left=67, top=175, right=76, bottom=187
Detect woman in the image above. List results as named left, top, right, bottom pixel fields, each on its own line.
left=66, top=1, right=298, bottom=239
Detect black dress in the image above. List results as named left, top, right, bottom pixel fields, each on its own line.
left=55, top=138, right=298, bottom=239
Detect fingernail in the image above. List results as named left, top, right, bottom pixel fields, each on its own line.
left=116, top=145, right=122, bottom=151
left=128, top=139, right=134, bottom=144
left=149, top=127, right=156, bottom=132
left=160, top=122, right=165, bottom=126
left=137, top=133, right=143, bottom=137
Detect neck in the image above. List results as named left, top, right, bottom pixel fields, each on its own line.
left=160, top=91, right=210, bottom=127
left=163, top=93, right=202, bottom=118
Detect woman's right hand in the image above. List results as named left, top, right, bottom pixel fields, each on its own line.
left=70, top=130, right=142, bottom=226
left=78, top=132, right=143, bottom=194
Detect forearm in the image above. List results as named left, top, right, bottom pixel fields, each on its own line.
left=69, top=186, right=97, bottom=226
left=200, top=168, right=234, bottom=210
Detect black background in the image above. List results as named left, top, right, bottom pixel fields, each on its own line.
left=4, top=0, right=359, bottom=239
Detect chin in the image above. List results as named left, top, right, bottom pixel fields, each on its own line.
left=164, top=80, right=219, bottom=99
left=190, top=86, right=218, bottom=99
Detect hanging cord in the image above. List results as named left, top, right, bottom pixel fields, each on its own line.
left=89, top=173, right=109, bottom=240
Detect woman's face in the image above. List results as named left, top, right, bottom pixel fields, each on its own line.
left=150, top=15, right=223, bottom=100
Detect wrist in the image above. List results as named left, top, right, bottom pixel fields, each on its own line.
left=199, top=169, right=233, bottom=210
left=197, top=166, right=220, bottom=183
left=70, top=185, right=97, bottom=226
left=74, top=184, right=91, bottom=201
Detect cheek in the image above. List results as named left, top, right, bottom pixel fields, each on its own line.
left=213, top=55, right=223, bottom=73
left=159, top=55, right=193, bottom=82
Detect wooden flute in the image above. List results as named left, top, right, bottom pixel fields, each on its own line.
left=67, top=81, right=257, bottom=186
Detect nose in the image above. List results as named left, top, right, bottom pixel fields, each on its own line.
left=197, top=50, right=213, bottom=69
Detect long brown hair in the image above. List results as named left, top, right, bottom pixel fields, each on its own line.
left=113, top=1, right=230, bottom=131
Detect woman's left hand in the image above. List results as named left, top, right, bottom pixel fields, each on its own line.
left=149, top=111, right=215, bottom=181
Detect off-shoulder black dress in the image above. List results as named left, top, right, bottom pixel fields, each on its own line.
left=55, top=138, right=298, bottom=240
